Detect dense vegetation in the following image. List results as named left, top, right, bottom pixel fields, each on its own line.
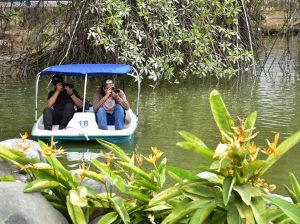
left=1, top=0, right=262, bottom=80
left=1, top=90, right=300, bottom=223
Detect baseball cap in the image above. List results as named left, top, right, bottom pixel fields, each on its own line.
left=52, top=74, right=64, bottom=85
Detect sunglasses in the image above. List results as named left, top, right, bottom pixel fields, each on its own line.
left=105, top=79, right=113, bottom=84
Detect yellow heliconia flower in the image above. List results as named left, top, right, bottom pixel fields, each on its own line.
left=76, top=162, right=91, bottom=182
left=100, top=150, right=115, bottom=166
left=16, top=132, right=32, bottom=152
left=262, top=133, right=280, bottom=157
left=248, top=143, right=260, bottom=161
left=41, top=137, right=64, bottom=156
left=151, top=146, right=163, bottom=160
left=143, top=154, right=156, bottom=166
left=143, top=147, right=164, bottom=166
left=20, top=132, right=28, bottom=141
left=135, top=153, right=143, bottom=168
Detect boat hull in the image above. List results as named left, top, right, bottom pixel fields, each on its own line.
left=32, top=110, right=138, bottom=143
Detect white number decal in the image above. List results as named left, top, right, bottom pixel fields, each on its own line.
left=79, top=120, right=89, bottom=128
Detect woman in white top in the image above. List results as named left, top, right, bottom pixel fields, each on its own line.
left=93, top=79, right=129, bottom=130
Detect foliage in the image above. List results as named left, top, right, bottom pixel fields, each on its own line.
left=13, top=0, right=255, bottom=80
left=1, top=90, right=300, bottom=223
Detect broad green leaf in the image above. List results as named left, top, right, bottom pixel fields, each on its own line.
left=209, top=90, right=234, bottom=135
left=110, top=197, right=130, bottom=224
left=242, top=160, right=268, bottom=176
left=261, top=131, right=300, bottom=175
left=66, top=196, right=86, bottom=224
left=189, top=201, right=216, bottom=224
left=0, top=175, right=16, bottom=181
left=157, top=157, right=167, bottom=187
left=182, top=182, right=219, bottom=199
left=250, top=199, right=265, bottom=224
left=166, top=166, right=199, bottom=181
left=81, top=170, right=106, bottom=184
left=233, top=184, right=252, bottom=206
left=161, top=199, right=212, bottom=224
left=92, top=159, right=125, bottom=192
left=133, top=178, right=160, bottom=191
left=227, top=203, right=243, bottom=224
left=283, top=184, right=299, bottom=204
left=289, top=172, right=300, bottom=202
left=124, top=191, right=150, bottom=202
left=96, top=139, right=130, bottom=162
left=144, top=203, right=172, bottom=211
left=236, top=203, right=255, bottom=224
left=177, top=131, right=214, bottom=161
left=244, top=111, right=257, bottom=130
left=149, top=185, right=182, bottom=206
left=0, top=145, right=39, bottom=167
left=265, top=205, right=286, bottom=222
left=69, top=187, right=88, bottom=207
left=223, top=176, right=236, bottom=206
left=263, top=195, right=300, bottom=223
left=24, top=179, right=60, bottom=192
left=38, top=140, right=76, bottom=188
left=118, top=161, right=153, bottom=182
left=97, top=211, right=118, bottom=224
left=176, top=141, right=214, bottom=162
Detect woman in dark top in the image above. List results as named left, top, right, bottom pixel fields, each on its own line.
left=43, top=74, right=83, bottom=130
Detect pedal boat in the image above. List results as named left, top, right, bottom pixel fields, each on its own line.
left=31, top=64, right=140, bottom=143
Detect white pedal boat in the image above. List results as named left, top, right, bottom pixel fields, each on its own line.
left=31, top=64, right=141, bottom=143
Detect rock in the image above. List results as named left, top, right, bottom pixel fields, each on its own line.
left=0, top=182, right=68, bottom=224
left=0, top=138, right=43, bottom=161
left=0, top=138, right=44, bottom=182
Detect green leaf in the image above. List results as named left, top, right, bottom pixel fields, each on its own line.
left=182, top=182, right=219, bottom=199
left=0, top=145, right=39, bottom=167
left=118, top=161, right=153, bottom=182
left=124, top=191, right=150, bottom=202
left=92, top=159, right=125, bottom=192
left=250, top=199, right=266, bottom=224
left=177, top=131, right=214, bottom=161
left=209, top=90, right=234, bottom=135
left=24, top=179, right=60, bottom=192
left=69, top=187, right=88, bottom=207
left=233, top=184, right=252, bottom=206
left=149, top=185, right=182, bottom=206
left=38, top=140, right=76, bottom=188
left=223, top=176, right=236, bottom=206
left=263, top=195, right=300, bottom=223
left=66, top=196, right=86, bottom=224
left=157, top=157, right=167, bottom=187
left=261, top=131, right=300, bottom=175
left=189, top=201, right=216, bottom=224
left=0, top=175, right=16, bottom=181
left=97, top=211, right=118, bottom=224
left=167, top=166, right=199, bottom=181
left=110, top=197, right=130, bottom=224
left=236, top=203, right=255, bottom=224
left=161, top=199, right=212, bottom=224
left=289, top=172, right=300, bottom=202
left=96, top=139, right=130, bottom=162
left=244, top=111, right=257, bottom=130
left=283, top=184, right=299, bottom=204
left=82, top=170, right=106, bottom=184
left=227, top=203, right=243, bottom=224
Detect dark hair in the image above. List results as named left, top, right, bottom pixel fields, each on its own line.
left=52, top=74, right=64, bottom=85
left=99, top=79, right=115, bottom=96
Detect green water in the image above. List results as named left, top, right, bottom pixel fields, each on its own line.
left=1, top=38, right=300, bottom=194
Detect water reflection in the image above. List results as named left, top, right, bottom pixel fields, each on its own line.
left=1, top=37, right=300, bottom=194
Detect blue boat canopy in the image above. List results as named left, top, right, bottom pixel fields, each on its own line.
left=40, top=64, right=133, bottom=76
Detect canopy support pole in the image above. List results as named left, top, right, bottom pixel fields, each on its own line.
left=83, top=73, right=88, bottom=112
left=35, top=73, right=41, bottom=121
